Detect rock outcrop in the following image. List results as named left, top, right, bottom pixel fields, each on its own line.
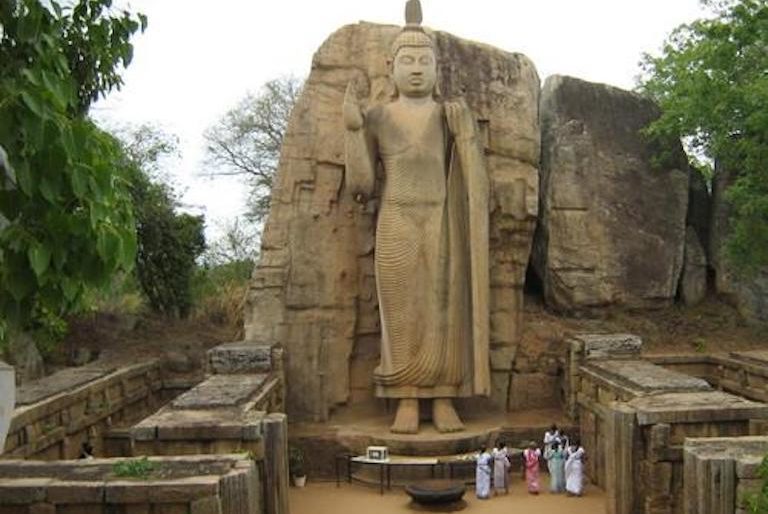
left=244, top=22, right=540, bottom=421
left=534, top=75, right=690, bottom=312
left=710, top=160, right=768, bottom=323
left=680, top=229, right=708, bottom=306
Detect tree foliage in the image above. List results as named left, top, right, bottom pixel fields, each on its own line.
left=638, top=0, right=768, bottom=271
left=118, top=125, right=205, bottom=318
left=0, top=0, right=145, bottom=344
left=203, top=76, right=302, bottom=222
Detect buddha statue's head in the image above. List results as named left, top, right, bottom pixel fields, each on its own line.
left=390, top=0, right=437, bottom=98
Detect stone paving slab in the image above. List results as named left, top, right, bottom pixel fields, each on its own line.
left=171, top=374, right=269, bottom=409
left=584, top=359, right=711, bottom=394
left=629, top=391, right=768, bottom=425
left=16, top=366, right=114, bottom=406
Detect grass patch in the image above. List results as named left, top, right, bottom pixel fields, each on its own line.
left=112, top=457, right=157, bottom=479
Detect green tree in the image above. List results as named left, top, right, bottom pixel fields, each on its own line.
left=118, top=124, right=206, bottom=318
left=638, top=0, right=768, bottom=271
left=0, top=0, right=145, bottom=346
left=203, top=76, right=302, bottom=223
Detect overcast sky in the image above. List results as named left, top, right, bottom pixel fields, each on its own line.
left=95, top=0, right=709, bottom=238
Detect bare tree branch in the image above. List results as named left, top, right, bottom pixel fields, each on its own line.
left=203, top=76, right=303, bottom=223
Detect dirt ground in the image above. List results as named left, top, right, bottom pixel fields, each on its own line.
left=290, top=481, right=605, bottom=514
left=520, top=295, right=768, bottom=358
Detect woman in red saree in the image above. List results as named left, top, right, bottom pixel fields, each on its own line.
left=522, top=441, right=542, bottom=494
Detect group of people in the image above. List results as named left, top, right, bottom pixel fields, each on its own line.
left=475, top=424, right=585, bottom=499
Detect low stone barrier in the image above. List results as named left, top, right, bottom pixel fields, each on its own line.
left=0, top=454, right=260, bottom=514
left=684, top=436, right=768, bottom=514
left=131, top=343, right=289, bottom=514
left=3, top=361, right=173, bottom=460
left=568, top=334, right=768, bottom=514
left=651, top=351, right=768, bottom=405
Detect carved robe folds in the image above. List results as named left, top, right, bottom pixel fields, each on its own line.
left=346, top=101, right=490, bottom=399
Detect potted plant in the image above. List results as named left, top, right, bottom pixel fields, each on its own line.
left=289, top=445, right=307, bottom=487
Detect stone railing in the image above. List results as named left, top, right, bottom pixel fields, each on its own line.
left=2, top=361, right=174, bottom=460
left=0, top=454, right=261, bottom=514
left=683, top=436, right=768, bottom=514
left=130, top=342, right=289, bottom=514
left=567, top=334, right=768, bottom=514
left=650, top=351, right=768, bottom=404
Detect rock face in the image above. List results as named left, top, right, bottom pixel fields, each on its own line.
left=680, top=229, right=708, bottom=306
left=535, top=75, right=690, bottom=312
left=244, top=22, right=540, bottom=421
left=710, top=160, right=768, bottom=323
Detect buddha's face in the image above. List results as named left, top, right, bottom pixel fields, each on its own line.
left=392, top=46, right=437, bottom=98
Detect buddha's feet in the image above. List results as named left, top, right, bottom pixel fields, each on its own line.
left=390, top=398, right=419, bottom=434
left=433, top=398, right=464, bottom=433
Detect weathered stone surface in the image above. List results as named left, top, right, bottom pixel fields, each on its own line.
left=15, top=367, right=112, bottom=406
left=687, top=167, right=711, bottom=259
left=709, top=160, right=768, bottom=323
left=244, top=21, right=540, bottom=421
left=535, top=75, right=689, bottom=311
left=628, top=391, right=768, bottom=425
left=171, top=375, right=269, bottom=409
left=574, top=333, right=643, bottom=360
left=207, top=343, right=272, bottom=374
left=583, top=360, right=711, bottom=396
left=680, top=229, right=708, bottom=306
left=263, top=414, right=289, bottom=514
left=684, top=437, right=768, bottom=514
left=0, top=361, right=13, bottom=453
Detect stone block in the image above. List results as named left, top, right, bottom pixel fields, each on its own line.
left=46, top=481, right=104, bottom=503
left=574, top=334, right=642, bottom=360
left=28, top=503, right=55, bottom=514
left=152, top=504, right=191, bottom=514
left=147, top=477, right=218, bottom=502
left=191, top=497, right=223, bottom=514
left=0, top=360, right=13, bottom=452
left=207, top=343, right=273, bottom=374
left=263, top=414, right=289, bottom=514
left=56, top=506, right=102, bottom=514
left=123, top=505, right=152, bottom=514
left=104, top=481, right=151, bottom=503
left=0, top=478, right=50, bottom=504
left=171, top=375, right=269, bottom=409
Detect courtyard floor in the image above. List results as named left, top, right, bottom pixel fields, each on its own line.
left=290, top=480, right=606, bottom=514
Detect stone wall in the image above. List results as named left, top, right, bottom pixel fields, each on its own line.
left=568, top=335, right=768, bottom=514
left=683, top=436, right=768, bottom=514
left=0, top=454, right=261, bottom=514
left=244, top=22, right=541, bottom=421
left=132, top=342, right=289, bottom=514
left=535, top=76, right=690, bottom=312
left=567, top=336, right=768, bottom=514
left=651, top=351, right=768, bottom=404
left=2, top=361, right=174, bottom=460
